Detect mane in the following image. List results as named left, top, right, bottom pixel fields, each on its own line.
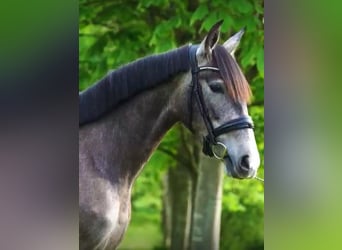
left=212, top=45, right=252, bottom=103
left=79, top=45, right=190, bottom=126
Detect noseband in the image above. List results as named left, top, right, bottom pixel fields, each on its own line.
left=188, top=45, right=254, bottom=159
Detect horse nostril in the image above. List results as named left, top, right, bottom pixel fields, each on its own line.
left=240, top=155, right=250, bottom=170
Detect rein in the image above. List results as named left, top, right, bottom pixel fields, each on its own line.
left=188, top=45, right=254, bottom=159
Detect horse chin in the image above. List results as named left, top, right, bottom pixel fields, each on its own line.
left=224, top=156, right=240, bottom=179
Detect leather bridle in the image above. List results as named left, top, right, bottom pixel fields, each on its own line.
left=188, top=45, right=254, bottom=159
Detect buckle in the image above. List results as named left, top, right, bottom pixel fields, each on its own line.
left=211, top=142, right=227, bottom=159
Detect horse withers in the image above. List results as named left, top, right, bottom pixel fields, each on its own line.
left=79, top=20, right=260, bottom=250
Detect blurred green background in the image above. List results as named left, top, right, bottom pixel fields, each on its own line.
left=79, top=0, right=264, bottom=249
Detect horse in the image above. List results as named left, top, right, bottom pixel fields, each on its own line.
left=79, top=20, right=260, bottom=250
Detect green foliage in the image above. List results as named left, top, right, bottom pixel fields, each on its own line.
left=79, top=0, right=264, bottom=249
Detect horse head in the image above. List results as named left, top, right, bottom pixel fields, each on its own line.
left=183, top=21, right=260, bottom=179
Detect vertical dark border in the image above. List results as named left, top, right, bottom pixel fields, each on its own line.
left=0, top=1, right=79, bottom=249
left=265, top=0, right=342, bottom=249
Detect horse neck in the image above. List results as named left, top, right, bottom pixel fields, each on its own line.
left=82, top=73, right=189, bottom=185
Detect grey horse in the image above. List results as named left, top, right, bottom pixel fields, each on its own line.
left=79, top=21, right=260, bottom=250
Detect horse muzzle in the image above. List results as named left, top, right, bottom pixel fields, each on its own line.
left=224, top=154, right=257, bottom=179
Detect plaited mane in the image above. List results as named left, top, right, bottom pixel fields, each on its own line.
left=79, top=45, right=190, bottom=126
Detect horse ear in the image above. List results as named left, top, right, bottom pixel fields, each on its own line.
left=197, top=20, right=223, bottom=62
left=223, top=28, right=245, bottom=56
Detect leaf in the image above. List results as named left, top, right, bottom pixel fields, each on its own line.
left=254, top=1, right=264, bottom=14
left=200, top=12, right=219, bottom=32
left=250, top=76, right=264, bottom=104
left=219, top=15, right=234, bottom=33
left=237, top=1, right=253, bottom=14
left=87, top=35, right=107, bottom=55
left=240, top=41, right=258, bottom=68
left=230, top=0, right=253, bottom=14
left=190, top=5, right=208, bottom=25
left=256, top=47, right=264, bottom=78
left=169, top=16, right=182, bottom=28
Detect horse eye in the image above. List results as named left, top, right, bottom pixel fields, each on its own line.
left=209, top=83, right=224, bottom=94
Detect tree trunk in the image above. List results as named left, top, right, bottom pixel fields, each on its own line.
left=162, top=126, right=223, bottom=250
left=169, top=164, right=193, bottom=250
left=163, top=165, right=194, bottom=250
left=190, top=156, right=224, bottom=250
left=162, top=126, right=198, bottom=250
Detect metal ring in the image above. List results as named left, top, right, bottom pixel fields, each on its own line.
left=211, top=142, right=227, bottom=160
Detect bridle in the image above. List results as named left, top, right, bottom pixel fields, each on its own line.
left=188, top=45, right=254, bottom=159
